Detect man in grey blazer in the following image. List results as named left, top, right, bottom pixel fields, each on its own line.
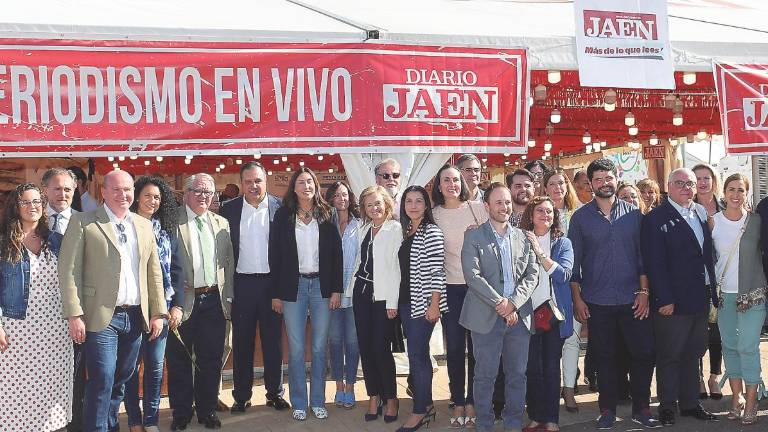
left=460, top=182, right=539, bottom=432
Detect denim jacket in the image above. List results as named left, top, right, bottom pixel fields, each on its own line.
left=0, top=232, right=62, bottom=319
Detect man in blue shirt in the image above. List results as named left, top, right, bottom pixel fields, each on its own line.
left=642, top=168, right=719, bottom=426
left=568, top=158, right=657, bottom=429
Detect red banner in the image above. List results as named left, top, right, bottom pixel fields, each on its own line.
left=0, top=40, right=528, bottom=156
left=713, top=62, right=768, bottom=155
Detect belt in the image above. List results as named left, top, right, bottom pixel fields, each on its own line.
left=194, top=285, right=219, bottom=296
left=300, top=272, right=320, bottom=279
left=237, top=272, right=270, bottom=278
left=115, top=304, right=140, bottom=312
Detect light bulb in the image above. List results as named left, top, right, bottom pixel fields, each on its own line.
left=118, top=156, right=126, bottom=161
left=267, top=170, right=273, bottom=176
left=582, top=131, right=592, bottom=144
left=281, top=155, right=288, bottom=162
left=107, top=156, right=114, bottom=162
left=299, top=160, right=305, bottom=167
left=697, top=129, right=708, bottom=140
left=156, top=156, right=163, bottom=162
left=130, top=155, right=138, bottom=160
left=624, top=112, right=635, bottom=127
left=545, top=151, right=551, bottom=157
left=329, top=168, right=334, bottom=173
left=184, top=159, right=191, bottom=165
left=550, top=109, right=561, bottom=124
left=586, top=145, right=592, bottom=154
left=112, top=163, right=118, bottom=168
left=216, top=167, right=221, bottom=173
left=544, top=140, right=552, bottom=152
left=235, top=159, right=242, bottom=165
left=604, top=102, right=616, bottom=112
left=318, top=155, right=324, bottom=161
left=628, top=125, right=638, bottom=136
left=603, top=89, right=617, bottom=112
left=683, top=72, right=696, bottom=85
left=547, top=70, right=561, bottom=84
left=144, top=160, right=150, bottom=166
left=672, top=113, right=683, bottom=126
left=273, top=159, right=279, bottom=165
left=650, top=134, right=659, bottom=145
left=528, top=139, right=536, bottom=148
left=254, top=153, right=261, bottom=159
left=592, top=142, right=601, bottom=153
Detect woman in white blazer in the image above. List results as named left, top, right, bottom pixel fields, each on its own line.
left=345, top=185, right=403, bottom=424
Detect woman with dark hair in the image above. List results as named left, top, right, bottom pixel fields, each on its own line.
left=431, top=164, right=488, bottom=428
left=270, top=167, right=343, bottom=421
left=324, top=181, right=361, bottom=409
left=123, top=175, right=180, bottom=432
left=692, top=163, right=724, bottom=400
left=618, top=183, right=646, bottom=214
left=518, top=196, right=574, bottom=432
left=709, top=174, right=765, bottom=425
left=396, top=186, right=447, bottom=432
left=0, top=183, right=72, bottom=432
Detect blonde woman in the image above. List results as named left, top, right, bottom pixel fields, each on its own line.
left=346, top=185, right=403, bottom=423
left=637, top=178, right=662, bottom=211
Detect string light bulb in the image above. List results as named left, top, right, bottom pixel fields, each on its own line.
left=547, top=70, right=561, bottom=84
left=624, top=112, right=635, bottom=127
left=550, top=109, right=561, bottom=124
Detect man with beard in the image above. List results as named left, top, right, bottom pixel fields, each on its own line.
left=641, top=168, right=719, bottom=426
left=573, top=170, right=593, bottom=205
left=524, top=160, right=550, bottom=196
left=374, top=158, right=402, bottom=217
left=457, top=154, right=485, bottom=202
left=568, top=158, right=657, bottom=429
left=505, top=169, right=535, bottom=227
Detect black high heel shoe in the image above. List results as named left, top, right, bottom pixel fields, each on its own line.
left=365, top=398, right=383, bottom=422
left=397, top=409, right=435, bottom=432
left=384, top=399, right=400, bottom=423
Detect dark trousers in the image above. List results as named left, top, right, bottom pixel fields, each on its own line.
left=526, top=328, right=566, bottom=424
left=67, top=342, right=86, bottom=432
left=699, top=323, right=723, bottom=377
left=442, top=284, right=475, bottom=406
left=353, top=279, right=397, bottom=400
left=585, top=331, right=597, bottom=386
left=654, top=311, right=708, bottom=411
left=399, top=304, right=436, bottom=414
left=166, top=292, right=226, bottom=420
left=617, top=335, right=631, bottom=398
left=587, top=303, right=655, bottom=414
left=231, top=272, right=284, bottom=402
left=493, top=362, right=506, bottom=410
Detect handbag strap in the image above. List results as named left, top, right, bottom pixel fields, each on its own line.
left=467, top=202, right=480, bottom=226
left=716, top=213, right=749, bottom=287
left=526, top=231, right=557, bottom=302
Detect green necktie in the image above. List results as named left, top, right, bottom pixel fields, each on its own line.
left=195, top=216, right=216, bottom=287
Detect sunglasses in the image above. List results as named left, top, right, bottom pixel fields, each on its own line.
left=377, top=173, right=401, bottom=180
left=116, top=223, right=128, bottom=245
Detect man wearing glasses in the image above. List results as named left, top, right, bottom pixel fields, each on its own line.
left=642, top=168, right=719, bottom=426
left=58, top=169, right=167, bottom=432
left=166, top=173, right=235, bottom=430
left=457, top=154, right=485, bottom=202
left=524, top=160, right=551, bottom=196
left=374, top=158, right=402, bottom=217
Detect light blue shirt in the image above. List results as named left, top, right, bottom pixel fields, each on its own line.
left=668, top=199, right=710, bottom=284
left=340, top=217, right=360, bottom=308
left=492, top=223, right=515, bottom=298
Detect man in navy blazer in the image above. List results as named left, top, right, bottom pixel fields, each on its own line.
left=641, top=168, right=719, bottom=426
left=219, top=161, right=290, bottom=413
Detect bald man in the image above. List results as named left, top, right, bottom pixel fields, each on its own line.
left=59, top=170, right=167, bottom=432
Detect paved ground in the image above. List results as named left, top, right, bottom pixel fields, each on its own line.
left=118, top=340, right=768, bottom=431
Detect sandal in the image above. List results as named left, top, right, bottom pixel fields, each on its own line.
left=334, top=390, right=345, bottom=407
left=742, top=405, right=758, bottom=425
left=465, top=416, right=476, bottom=429
left=727, top=403, right=744, bottom=421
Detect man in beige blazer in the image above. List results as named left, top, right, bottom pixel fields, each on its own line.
left=58, top=169, right=167, bottom=432
left=166, top=173, right=234, bottom=431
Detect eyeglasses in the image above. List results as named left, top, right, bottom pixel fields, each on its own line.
left=530, top=171, right=544, bottom=179
left=190, top=189, right=214, bottom=198
left=673, top=180, right=696, bottom=189
left=461, top=167, right=482, bottom=174
left=18, top=199, right=43, bottom=207
left=377, top=173, right=400, bottom=180
left=116, top=223, right=128, bottom=245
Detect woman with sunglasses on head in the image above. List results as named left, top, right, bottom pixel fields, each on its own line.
left=346, top=185, right=403, bottom=424
left=431, top=164, right=489, bottom=428
left=270, top=167, right=343, bottom=421
left=709, top=174, right=766, bottom=425
left=396, top=186, right=447, bottom=432
left=324, top=181, right=362, bottom=409
left=0, top=183, right=72, bottom=432
left=692, top=163, right=725, bottom=401
left=123, top=176, right=180, bottom=432
left=519, top=196, right=574, bottom=432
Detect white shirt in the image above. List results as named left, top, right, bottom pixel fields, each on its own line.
left=186, top=206, right=218, bottom=288
left=46, top=205, right=73, bottom=234
left=80, top=191, right=99, bottom=212
left=295, top=217, right=320, bottom=274
left=236, top=197, right=271, bottom=274
left=531, top=232, right=557, bottom=309
left=104, top=205, right=141, bottom=306
left=712, top=212, right=746, bottom=294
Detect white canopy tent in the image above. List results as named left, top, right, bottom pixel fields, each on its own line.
left=3, top=0, right=767, bottom=191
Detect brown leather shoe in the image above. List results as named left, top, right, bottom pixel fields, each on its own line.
left=129, top=426, right=146, bottom=432
left=216, top=399, right=230, bottom=412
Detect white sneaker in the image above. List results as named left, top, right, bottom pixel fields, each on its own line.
left=312, top=406, right=329, bottom=419
left=292, top=409, right=307, bottom=421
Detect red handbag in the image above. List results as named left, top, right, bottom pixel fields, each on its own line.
left=533, top=302, right=555, bottom=332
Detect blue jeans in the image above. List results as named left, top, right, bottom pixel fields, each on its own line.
left=123, top=323, right=169, bottom=427
left=399, top=305, right=436, bottom=414
left=526, top=327, right=565, bottom=424
left=442, top=284, right=474, bottom=406
left=282, top=276, right=331, bottom=409
left=84, top=307, right=143, bottom=432
left=472, top=316, right=530, bottom=430
left=328, top=306, right=359, bottom=384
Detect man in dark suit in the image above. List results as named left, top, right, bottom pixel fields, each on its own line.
left=219, top=162, right=290, bottom=413
left=642, top=168, right=719, bottom=426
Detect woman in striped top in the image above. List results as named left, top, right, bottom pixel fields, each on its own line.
left=396, top=186, right=447, bottom=432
